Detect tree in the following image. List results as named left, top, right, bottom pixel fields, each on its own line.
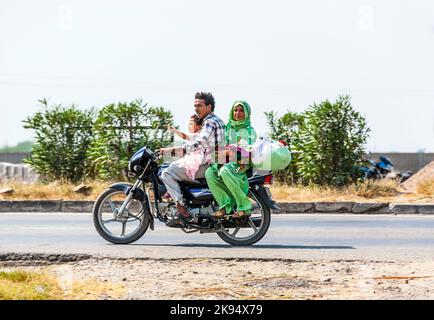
left=86, top=99, right=174, bottom=181
left=265, top=111, right=304, bottom=144
left=294, top=95, right=370, bottom=186
left=23, top=99, right=95, bottom=183
left=265, top=110, right=305, bottom=184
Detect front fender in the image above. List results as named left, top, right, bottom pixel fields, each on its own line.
left=109, top=182, right=154, bottom=231
left=109, top=182, right=145, bottom=202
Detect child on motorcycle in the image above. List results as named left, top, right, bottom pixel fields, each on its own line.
left=166, top=115, right=211, bottom=181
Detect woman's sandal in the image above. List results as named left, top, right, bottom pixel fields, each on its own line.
left=213, top=209, right=226, bottom=218
left=232, top=211, right=246, bottom=219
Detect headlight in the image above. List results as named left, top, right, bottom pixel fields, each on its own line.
left=134, top=165, right=144, bottom=173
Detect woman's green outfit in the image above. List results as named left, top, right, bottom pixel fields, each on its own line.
left=205, top=101, right=257, bottom=215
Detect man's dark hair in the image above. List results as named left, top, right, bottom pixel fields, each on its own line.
left=195, top=92, right=215, bottom=111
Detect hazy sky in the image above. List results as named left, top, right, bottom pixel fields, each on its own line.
left=1, top=0, right=434, bottom=152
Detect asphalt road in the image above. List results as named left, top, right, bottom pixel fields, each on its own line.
left=1, top=212, right=434, bottom=262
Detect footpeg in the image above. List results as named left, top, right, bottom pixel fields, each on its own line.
left=166, top=217, right=185, bottom=228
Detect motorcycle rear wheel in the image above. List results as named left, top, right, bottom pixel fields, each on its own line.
left=217, top=190, right=271, bottom=246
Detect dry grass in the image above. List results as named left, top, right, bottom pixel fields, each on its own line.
left=0, top=269, right=123, bottom=300
left=416, top=178, right=434, bottom=196
left=0, top=179, right=433, bottom=203
left=0, top=180, right=112, bottom=200
left=269, top=179, right=434, bottom=203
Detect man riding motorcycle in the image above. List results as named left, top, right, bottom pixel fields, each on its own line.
left=158, top=92, right=226, bottom=223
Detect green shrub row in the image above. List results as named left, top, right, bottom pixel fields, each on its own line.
left=23, top=98, right=174, bottom=183
left=24, top=95, right=370, bottom=187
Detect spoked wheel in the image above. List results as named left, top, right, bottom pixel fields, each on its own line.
left=93, top=188, right=150, bottom=244
left=217, top=190, right=271, bottom=246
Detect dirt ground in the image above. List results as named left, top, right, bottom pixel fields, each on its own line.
left=402, top=160, right=434, bottom=193
left=2, top=257, right=434, bottom=300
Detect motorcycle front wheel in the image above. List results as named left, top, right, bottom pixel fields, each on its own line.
left=93, top=188, right=150, bottom=244
left=217, top=190, right=271, bottom=246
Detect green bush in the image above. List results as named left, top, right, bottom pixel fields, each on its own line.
left=294, top=95, right=370, bottom=186
left=23, top=99, right=95, bottom=183
left=266, top=95, right=370, bottom=186
left=24, top=98, right=175, bottom=183
left=265, top=111, right=304, bottom=184
left=86, top=99, right=174, bottom=181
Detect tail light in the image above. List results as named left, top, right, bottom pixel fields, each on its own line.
left=264, top=174, right=274, bottom=185
left=279, top=140, right=288, bottom=146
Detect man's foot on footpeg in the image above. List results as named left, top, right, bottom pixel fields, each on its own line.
left=161, top=192, right=172, bottom=202
left=176, top=203, right=194, bottom=222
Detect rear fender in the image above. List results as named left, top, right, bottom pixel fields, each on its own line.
left=251, top=185, right=279, bottom=210
left=248, top=174, right=266, bottom=185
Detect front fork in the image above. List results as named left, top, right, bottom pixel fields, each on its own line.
left=112, top=179, right=143, bottom=219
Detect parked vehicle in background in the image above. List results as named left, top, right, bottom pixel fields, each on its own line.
left=360, top=155, right=412, bottom=182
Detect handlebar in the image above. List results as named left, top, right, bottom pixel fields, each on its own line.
left=152, top=149, right=163, bottom=161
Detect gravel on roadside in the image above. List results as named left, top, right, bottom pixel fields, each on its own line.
left=1, top=257, right=434, bottom=300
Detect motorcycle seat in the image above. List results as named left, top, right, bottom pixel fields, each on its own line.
left=178, top=168, right=257, bottom=186
left=179, top=178, right=208, bottom=188
left=164, top=165, right=258, bottom=188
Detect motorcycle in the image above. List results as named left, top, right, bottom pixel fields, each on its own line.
left=360, top=155, right=412, bottom=182
left=93, top=146, right=278, bottom=246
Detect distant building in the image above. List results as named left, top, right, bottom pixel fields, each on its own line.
left=368, top=153, right=434, bottom=174
left=0, top=152, right=30, bottom=164
left=0, top=161, right=39, bottom=183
